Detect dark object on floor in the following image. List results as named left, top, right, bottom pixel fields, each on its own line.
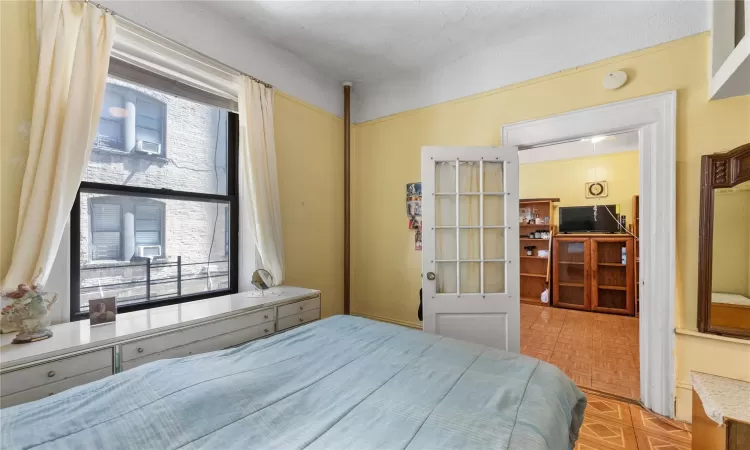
left=418, top=288, right=423, bottom=321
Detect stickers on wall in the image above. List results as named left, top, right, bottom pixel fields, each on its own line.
left=407, top=182, right=422, bottom=251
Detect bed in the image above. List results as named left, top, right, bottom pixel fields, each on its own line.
left=0, top=315, right=586, bottom=450
left=711, top=292, right=750, bottom=329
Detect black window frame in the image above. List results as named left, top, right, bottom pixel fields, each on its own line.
left=70, top=61, right=239, bottom=321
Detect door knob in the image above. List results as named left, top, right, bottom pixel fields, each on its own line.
left=426, top=272, right=436, bottom=281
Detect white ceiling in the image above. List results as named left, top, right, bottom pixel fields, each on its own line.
left=198, top=0, right=708, bottom=85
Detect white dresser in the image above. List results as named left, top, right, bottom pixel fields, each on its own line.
left=0, top=286, right=320, bottom=408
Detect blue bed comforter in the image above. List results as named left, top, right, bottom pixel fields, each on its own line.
left=0, top=315, right=586, bottom=450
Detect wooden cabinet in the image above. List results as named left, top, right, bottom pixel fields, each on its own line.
left=553, top=235, right=635, bottom=315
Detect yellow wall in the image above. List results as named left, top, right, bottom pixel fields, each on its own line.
left=352, top=33, right=750, bottom=420
left=0, top=3, right=344, bottom=318
left=274, top=93, right=345, bottom=317
left=520, top=151, right=639, bottom=226
left=0, top=0, right=37, bottom=278
left=711, top=189, right=750, bottom=296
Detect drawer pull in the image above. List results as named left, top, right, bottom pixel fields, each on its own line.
left=264, top=314, right=269, bottom=319
left=137, top=347, right=144, bottom=353
left=299, top=305, right=304, bottom=310
left=264, top=328, right=269, bottom=333
left=47, top=371, right=55, bottom=378
left=299, top=318, right=303, bottom=323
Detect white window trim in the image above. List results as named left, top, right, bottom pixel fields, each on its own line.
left=502, top=91, right=677, bottom=418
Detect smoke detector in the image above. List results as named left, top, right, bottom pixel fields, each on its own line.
left=603, top=71, right=628, bottom=90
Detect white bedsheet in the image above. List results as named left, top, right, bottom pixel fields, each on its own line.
left=711, top=292, right=750, bottom=307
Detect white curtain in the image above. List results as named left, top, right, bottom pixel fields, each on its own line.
left=238, top=77, right=285, bottom=289
left=2, top=0, right=114, bottom=290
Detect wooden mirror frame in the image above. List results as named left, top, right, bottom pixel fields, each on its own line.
left=697, top=142, right=750, bottom=338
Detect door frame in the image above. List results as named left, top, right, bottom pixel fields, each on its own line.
left=501, top=91, right=677, bottom=418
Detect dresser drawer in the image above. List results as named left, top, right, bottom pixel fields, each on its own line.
left=121, top=308, right=275, bottom=362
left=1, top=367, right=112, bottom=408
left=121, top=321, right=275, bottom=371
left=277, top=296, right=321, bottom=319
left=0, top=348, right=113, bottom=397
left=277, top=309, right=320, bottom=331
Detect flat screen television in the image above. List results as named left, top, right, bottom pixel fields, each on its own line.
left=559, top=205, right=621, bottom=233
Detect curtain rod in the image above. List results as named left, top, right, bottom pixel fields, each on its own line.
left=83, top=0, right=275, bottom=89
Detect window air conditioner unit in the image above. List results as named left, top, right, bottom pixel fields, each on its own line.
left=137, top=245, right=162, bottom=258
left=135, top=140, right=161, bottom=155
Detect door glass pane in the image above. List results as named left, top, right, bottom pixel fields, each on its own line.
left=558, top=241, right=586, bottom=284
left=484, top=228, right=506, bottom=259
left=436, top=229, right=457, bottom=260
left=597, top=288, right=627, bottom=310
left=435, top=161, right=456, bottom=193
left=483, top=161, right=504, bottom=192
left=459, top=161, right=480, bottom=193
left=484, top=262, right=506, bottom=293
left=436, top=195, right=456, bottom=226
left=459, top=229, right=480, bottom=260
left=460, top=262, right=481, bottom=293
left=436, top=262, right=457, bottom=293
left=559, top=285, right=585, bottom=306
left=484, top=195, right=505, bottom=226
left=459, top=195, right=480, bottom=226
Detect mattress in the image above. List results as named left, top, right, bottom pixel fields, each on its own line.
left=711, top=292, right=750, bottom=307
left=0, top=315, right=586, bottom=450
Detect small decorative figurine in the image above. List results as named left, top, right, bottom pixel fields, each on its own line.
left=1, top=284, right=57, bottom=344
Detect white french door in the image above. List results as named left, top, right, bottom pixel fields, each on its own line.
left=421, top=146, right=520, bottom=352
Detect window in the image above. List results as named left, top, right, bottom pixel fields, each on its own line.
left=71, top=60, right=238, bottom=320
left=89, top=197, right=165, bottom=261
left=94, top=83, right=166, bottom=156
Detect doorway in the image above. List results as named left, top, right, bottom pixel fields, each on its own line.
left=502, top=92, right=677, bottom=417
left=516, top=131, right=641, bottom=401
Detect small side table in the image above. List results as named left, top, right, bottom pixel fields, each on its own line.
left=691, top=372, right=750, bottom=449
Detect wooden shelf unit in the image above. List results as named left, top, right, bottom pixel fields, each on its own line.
left=518, top=198, right=558, bottom=307
left=552, top=234, right=636, bottom=315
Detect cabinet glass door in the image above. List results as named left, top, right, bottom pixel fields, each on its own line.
left=592, top=238, right=633, bottom=314
left=553, top=238, right=590, bottom=310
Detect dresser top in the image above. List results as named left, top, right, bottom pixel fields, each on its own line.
left=0, top=286, right=319, bottom=370
left=691, top=371, right=750, bottom=425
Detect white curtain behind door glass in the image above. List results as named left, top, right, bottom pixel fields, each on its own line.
left=459, top=162, right=481, bottom=293
left=2, top=0, right=114, bottom=290
left=435, top=161, right=505, bottom=294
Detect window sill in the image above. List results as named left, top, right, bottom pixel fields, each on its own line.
left=675, top=328, right=750, bottom=345
left=92, top=146, right=168, bottom=164
left=71, top=288, right=235, bottom=321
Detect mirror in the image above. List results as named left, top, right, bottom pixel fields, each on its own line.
left=247, top=269, right=277, bottom=297
left=698, top=143, right=750, bottom=338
